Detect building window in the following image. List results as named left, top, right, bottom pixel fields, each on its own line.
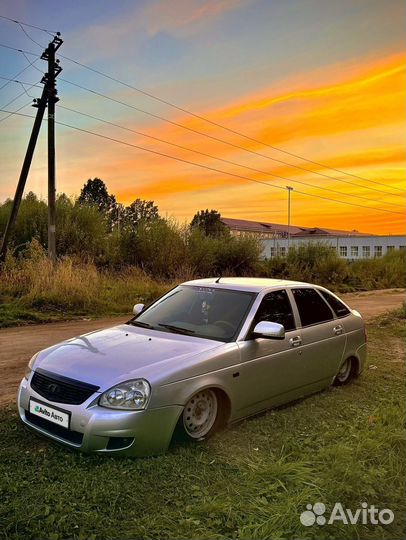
left=330, top=246, right=337, bottom=252
left=350, top=246, right=358, bottom=257
left=400, top=246, right=406, bottom=251
left=387, top=245, right=395, bottom=252
left=269, top=247, right=276, bottom=258
left=279, top=247, right=286, bottom=257
left=374, top=246, right=383, bottom=258
left=362, top=246, right=370, bottom=258
left=339, top=246, right=347, bottom=257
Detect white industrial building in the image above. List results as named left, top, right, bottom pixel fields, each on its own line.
left=221, top=218, right=405, bottom=260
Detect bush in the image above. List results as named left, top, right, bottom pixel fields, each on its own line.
left=1, top=194, right=404, bottom=297
left=56, top=195, right=110, bottom=260
left=0, top=193, right=47, bottom=253
left=211, top=234, right=262, bottom=275
left=261, top=242, right=348, bottom=286
left=349, top=250, right=406, bottom=290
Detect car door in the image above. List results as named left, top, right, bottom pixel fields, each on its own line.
left=236, top=289, right=311, bottom=417
left=289, top=287, right=347, bottom=383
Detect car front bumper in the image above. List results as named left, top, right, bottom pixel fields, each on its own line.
left=17, top=377, right=183, bottom=457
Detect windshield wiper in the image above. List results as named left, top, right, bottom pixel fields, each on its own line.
left=158, top=323, right=195, bottom=335
left=127, top=320, right=154, bottom=329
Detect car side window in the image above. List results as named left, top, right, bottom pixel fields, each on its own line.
left=292, top=288, right=334, bottom=327
left=252, top=289, right=296, bottom=331
left=318, top=290, right=350, bottom=318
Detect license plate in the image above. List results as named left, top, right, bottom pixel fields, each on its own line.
left=29, top=399, right=70, bottom=429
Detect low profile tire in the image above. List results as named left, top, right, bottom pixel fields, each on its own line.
left=334, top=357, right=353, bottom=386
left=176, top=389, right=224, bottom=442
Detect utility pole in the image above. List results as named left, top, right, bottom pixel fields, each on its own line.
left=42, top=35, right=63, bottom=262
left=0, top=34, right=62, bottom=263
left=0, top=87, right=48, bottom=262
left=286, top=186, right=293, bottom=253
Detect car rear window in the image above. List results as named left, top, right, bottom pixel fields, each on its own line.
left=319, top=290, right=350, bottom=318
left=292, top=288, right=334, bottom=327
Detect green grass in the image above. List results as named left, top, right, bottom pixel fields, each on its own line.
left=0, top=312, right=404, bottom=540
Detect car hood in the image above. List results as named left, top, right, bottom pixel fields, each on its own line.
left=34, top=324, right=222, bottom=389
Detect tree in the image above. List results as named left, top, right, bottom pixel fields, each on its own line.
left=78, top=178, right=117, bottom=215
left=190, top=209, right=228, bottom=237
left=124, top=199, right=159, bottom=229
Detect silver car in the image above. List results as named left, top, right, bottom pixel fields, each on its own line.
left=18, top=278, right=366, bottom=456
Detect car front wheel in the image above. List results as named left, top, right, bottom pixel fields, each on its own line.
left=182, top=389, right=220, bottom=440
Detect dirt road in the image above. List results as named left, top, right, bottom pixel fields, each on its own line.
left=0, top=289, right=404, bottom=407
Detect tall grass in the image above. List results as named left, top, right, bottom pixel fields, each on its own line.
left=1, top=241, right=168, bottom=319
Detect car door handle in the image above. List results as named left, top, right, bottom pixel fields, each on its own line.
left=333, top=324, right=343, bottom=335
left=289, top=336, right=302, bottom=347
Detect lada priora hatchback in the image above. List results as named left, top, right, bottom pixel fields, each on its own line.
left=18, top=278, right=367, bottom=456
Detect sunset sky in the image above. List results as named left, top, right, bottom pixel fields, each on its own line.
left=0, top=0, right=404, bottom=234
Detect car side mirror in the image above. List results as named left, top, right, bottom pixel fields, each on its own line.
left=133, top=303, right=145, bottom=315
left=253, top=321, right=285, bottom=339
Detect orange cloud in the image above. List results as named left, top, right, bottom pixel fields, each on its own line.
left=53, top=50, right=405, bottom=235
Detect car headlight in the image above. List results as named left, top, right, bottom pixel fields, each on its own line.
left=99, top=379, right=151, bottom=410
left=25, top=353, right=38, bottom=379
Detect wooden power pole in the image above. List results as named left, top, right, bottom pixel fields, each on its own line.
left=42, top=35, right=63, bottom=262
left=0, top=34, right=62, bottom=263
left=0, top=88, right=48, bottom=262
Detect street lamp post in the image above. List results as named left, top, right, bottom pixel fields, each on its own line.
left=286, top=186, right=293, bottom=253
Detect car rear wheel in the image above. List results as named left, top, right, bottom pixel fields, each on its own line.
left=182, top=389, right=220, bottom=440
left=334, top=358, right=353, bottom=385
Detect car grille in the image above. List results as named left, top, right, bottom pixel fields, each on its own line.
left=31, top=369, right=99, bottom=405
left=25, top=410, right=84, bottom=445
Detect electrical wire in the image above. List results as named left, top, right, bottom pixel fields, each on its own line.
left=0, top=79, right=42, bottom=118
left=1, top=89, right=30, bottom=112
left=1, top=41, right=405, bottom=196
left=0, top=55, right=40, bottom=92
left=0, top=107, right=403, bottom=216
left=0, top=75, right=42, bottom=88
left=57, top=103, right=404, bottom=209
left=57, top=52, right=406, bottom=193
left=0, top=99, right=32, bottom=123
left=0, top=14, right=56, bottom=35
left=16, top=22, right=46, bottom=48
left=59, top=77, right=405, bottom=200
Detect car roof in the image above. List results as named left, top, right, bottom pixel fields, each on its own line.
left=182, top=277, right=315, bottom=293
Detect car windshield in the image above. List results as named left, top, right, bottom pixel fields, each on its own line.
left=130, top=285, right=256, bottom=342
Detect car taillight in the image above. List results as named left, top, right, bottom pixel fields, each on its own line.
left=364, top=325, right=367, bottom=343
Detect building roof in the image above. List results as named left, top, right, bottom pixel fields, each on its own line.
left=221, top=217, right=371, bottom=237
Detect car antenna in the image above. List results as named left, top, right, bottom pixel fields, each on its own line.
left=215, top=276, right=222, bottom=283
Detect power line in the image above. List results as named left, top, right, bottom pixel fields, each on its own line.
left=2, top=41, right=405, bottom=196
left=0, top=14, right=56, bottom=35
left=0, top=42, right=37, bottom=55
left=0, top=78, right=42, bottom=115
left=57, top=103, right=404, bottom=209
left=59, top=77, right=405, bottom=200
left=57, top=51, right=406, bottom=193
left=0, top=99, right=32, bottom=123
left=0, top=55, right=40, bottom=92
left=1, top=107, right=403, bottom=216
left=1, top=88, right=31, bottom=112
left=16, top=22, right=46, bottom=48
left=0, top=75, right=43, bottom=88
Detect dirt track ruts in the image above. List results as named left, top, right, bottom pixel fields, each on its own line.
left=0, top=289, right=404, bottom=407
